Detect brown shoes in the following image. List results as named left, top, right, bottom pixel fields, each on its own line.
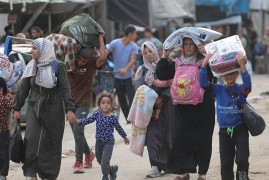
left=174, top=173, right=190, bottom=180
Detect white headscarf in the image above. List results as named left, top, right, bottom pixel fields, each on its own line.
left=134, top=41, right=159, bottom=86
left=22, top=38, right=57, bottom=88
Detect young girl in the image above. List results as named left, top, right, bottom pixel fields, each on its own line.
left=134, top=41, right=173, bottom=178
left=135, top=41, right=172, bottom=120
left=0, top=77, right=12, bottom=180
left=69, top=91, right=129, bottom=180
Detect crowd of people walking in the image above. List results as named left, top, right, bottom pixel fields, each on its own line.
left=0, top=21, right=262, bottom=180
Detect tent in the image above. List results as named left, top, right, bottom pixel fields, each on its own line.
left=195, top=0, right=249, bottom=27
left=250, top=0, right=269, bottom=40
left=0, top=0, right=99, bottom=33
left=107, top=0, right=195, bottom=28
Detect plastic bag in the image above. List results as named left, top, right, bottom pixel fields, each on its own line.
left=205, top=35, right=246, bottom=76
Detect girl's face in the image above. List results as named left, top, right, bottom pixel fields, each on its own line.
left=183, top=38, right=198, bottom=57
left=31, top=43, right=40, bottom=60
left=99, top=97, right=112, bottom=114
left=143, top=46, right=155, bottom=63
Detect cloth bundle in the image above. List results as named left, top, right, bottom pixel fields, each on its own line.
left=128, top=85, right=158, bottom=156
left=46, top=33, right=80, bottom=71
left=0, top=53, right=23, bottom=93
left=164, top=27, right=222, bottom=50
left=205, top=35, right=246, bottom=76
left=59, top=13, right=103, bottom=48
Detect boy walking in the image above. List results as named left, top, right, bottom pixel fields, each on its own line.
left=199, top=54, right=252, bottom=180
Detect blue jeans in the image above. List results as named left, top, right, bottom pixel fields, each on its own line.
left=70, top=106, right=91, bottom=163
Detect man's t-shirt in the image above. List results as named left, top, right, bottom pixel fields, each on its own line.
left=68, top=60, right=98, bottom=106
left=106, top=39, right=138, bottom=79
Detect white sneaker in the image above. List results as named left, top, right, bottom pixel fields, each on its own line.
left=146, top=166, right=160, bottom=178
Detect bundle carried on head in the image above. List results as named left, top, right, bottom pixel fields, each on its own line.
left=163, top=27, right=222, bottom=50
left=205, top=35, right=247, bottom=76
left=59, top=13, right=103, bottom=48
left=46, top=33, right=79, bottom=71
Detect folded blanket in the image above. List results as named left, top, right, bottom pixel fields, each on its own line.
left=130, top=124, right=147, bottom=156
left=128, top=85, right=158, bottom=157
left=164, top=27, right=222, bottom=50
left=0, top=53, right=14, bottom=81
left=128, top=85, right=158, bottom=129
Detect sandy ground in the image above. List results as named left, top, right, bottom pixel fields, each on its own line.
left=6, top=74, right=269, bottom=180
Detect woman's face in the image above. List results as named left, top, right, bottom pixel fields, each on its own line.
left=31, top=43, right=40, bottom=60
left=183, top=38, right=197, bottom=57
left=143, top=46, right=155, bottom=63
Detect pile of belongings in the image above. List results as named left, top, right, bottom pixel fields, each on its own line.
left=0, top=53, right=23, bottom=93
left=46, top=34, right=79, bottom=71
left=163, top=27, right=222, bottom=51
left=205, top=35, right=246, bottom=76
left=47, top=13, right=103, bottom=71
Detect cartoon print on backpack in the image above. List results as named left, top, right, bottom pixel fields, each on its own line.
left=171, top=59, right=204, bottom=105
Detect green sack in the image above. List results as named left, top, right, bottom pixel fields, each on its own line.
left=59, top=13, right=103, bottom=48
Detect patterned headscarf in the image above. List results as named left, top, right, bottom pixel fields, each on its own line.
left=23, top=38, right=56, bottom=78
left=22, top=38, right=57, bottom=88
left=134, top=41, right=159, bottom=86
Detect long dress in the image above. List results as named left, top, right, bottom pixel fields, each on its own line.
left=13, top=62, right=75, bottom=179
left=134, top=65, right=173, bottom=171
left=156, top=57, right=216, bottom=175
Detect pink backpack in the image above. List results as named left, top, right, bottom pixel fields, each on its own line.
left=170, top=58, right=205, bottom=105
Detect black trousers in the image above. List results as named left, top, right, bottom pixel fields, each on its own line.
left=0, top=131, right=10, bottom=177
left=114, top=78, right=135, bottom=121
left=219, top=123, right=249, bottom=180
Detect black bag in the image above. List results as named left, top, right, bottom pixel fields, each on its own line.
left=226, top=86, right=266, bottom=136
left=9, top=120, right=25, bottom=163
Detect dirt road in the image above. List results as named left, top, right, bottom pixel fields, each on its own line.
left=7, top=74, right=269, bottom=180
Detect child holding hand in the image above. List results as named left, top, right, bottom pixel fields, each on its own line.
left=199, top=54, right=251, bottom=180
left=0, top=77, right=13, bottom=180
left=69, top=91, right=129, bottom=180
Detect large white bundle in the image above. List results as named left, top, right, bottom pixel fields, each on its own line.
left=164, top=27, right=222, bottom=50
left=205, top=35, right=246, bottom=76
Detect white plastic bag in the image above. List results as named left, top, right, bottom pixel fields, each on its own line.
left=205, top=35, right=246, bottom=76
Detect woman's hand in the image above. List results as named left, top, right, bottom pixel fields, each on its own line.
left=124, top=137, right=129, bottom=145
left=162, top=46, right=174, bottom=59
left=198, top=44, right=206, bottom=54
left=66, top=111, right=77, bottom=123
left=13, top=111, right=21, bottom=122
left=236, top=55, right=247, bottom=73
left=202, top=53, right=213, bottom=67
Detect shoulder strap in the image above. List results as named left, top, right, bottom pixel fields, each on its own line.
left=226, top=85, right=243, bottom=112
left=141, top=64, right=148, bottom=76
left=53, top=60, right=59, bottom=77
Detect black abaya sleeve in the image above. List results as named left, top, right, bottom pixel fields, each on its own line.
left=156, top=58, right=175, bottom=80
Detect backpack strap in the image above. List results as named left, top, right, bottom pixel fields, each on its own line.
left=53, top=60, right=59, bottom=77
left=141, top=64, right=148, bottom=77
